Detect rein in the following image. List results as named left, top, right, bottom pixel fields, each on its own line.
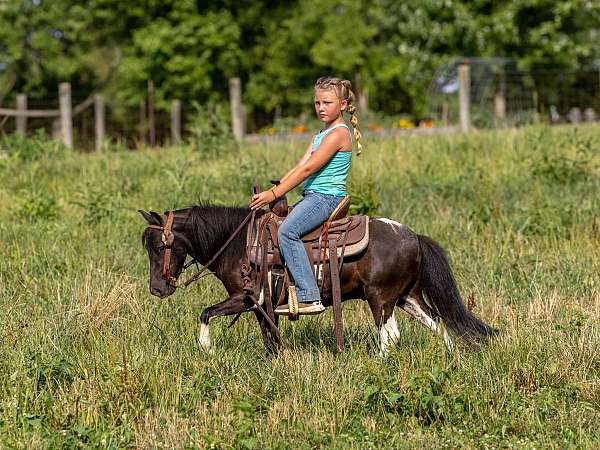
left=148, top=209, right=255, bottom=288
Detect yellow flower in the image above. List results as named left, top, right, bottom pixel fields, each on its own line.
left=398, top=119, right=415, bottom=129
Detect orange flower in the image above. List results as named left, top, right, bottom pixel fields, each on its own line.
left=292, top=124, right=308, bottom=134
left=367, top=123, right=384, bottom=132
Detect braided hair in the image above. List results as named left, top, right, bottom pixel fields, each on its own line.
left=314, top=77, right=363, bottom=155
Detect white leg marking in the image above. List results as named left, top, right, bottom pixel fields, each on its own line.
left=313, top=263, right=323, bottom=282
left=402, top=297, right=454, bottom=351
left=257, top=270, right=272, bottom=306
left=375, top=218, right=404, bottom=234
left=199, top=323, right=212, bottom=351
left=379, top=311, right=400, bottom=356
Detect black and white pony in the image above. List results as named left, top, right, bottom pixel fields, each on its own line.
left=140, top=205, right=497, bottom=354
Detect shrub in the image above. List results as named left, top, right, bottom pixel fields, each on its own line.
left=73, top=186, right=122, bottom=225
left=0, top=129, right=70, bottom=162
left=349, top=178, right=381, bottom=216
left=188, top=101, right=238, bottom=156
left=19, top=191, right=59, bottom=222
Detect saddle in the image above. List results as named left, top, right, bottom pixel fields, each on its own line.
left=248, top=206, right=369, bottom=267
left=243, top=184, right=370, bottom=352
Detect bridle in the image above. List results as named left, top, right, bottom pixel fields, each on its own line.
left=147, top=209, right=255, bottom=288
left=147, top=211, right=179, bottom=285
left=145, top=201, right=279, bottom=339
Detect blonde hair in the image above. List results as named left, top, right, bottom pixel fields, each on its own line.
left=314, top=76, right=363, bottom=155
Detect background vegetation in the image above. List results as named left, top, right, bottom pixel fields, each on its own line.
left=1, top=0, right=599, bottom=124
left=0, top=124, right=598, bottom=447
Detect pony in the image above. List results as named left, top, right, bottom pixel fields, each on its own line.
left=140, top=205, right=497, bottom=354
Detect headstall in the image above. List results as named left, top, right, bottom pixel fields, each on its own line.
left=148, top=211, right=178, bottom=285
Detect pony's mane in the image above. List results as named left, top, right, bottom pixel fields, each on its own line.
left=176, top=203, right=261, bottom=268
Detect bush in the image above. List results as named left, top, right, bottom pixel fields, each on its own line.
left=187, top=101, right=238, bottom=156
left=73, top=186, right=122, bottom=225
left=0, top=129, right=70, bottom=163
left=19, top=191, right=59, bottom=222
left=532, top=133, right=597, bottom=186
left=349, top=178, right=381, bottom=216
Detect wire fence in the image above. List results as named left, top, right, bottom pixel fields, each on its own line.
left=428, top=60, right=600, bottom=129
left=1, top=65, right=599, bottom=150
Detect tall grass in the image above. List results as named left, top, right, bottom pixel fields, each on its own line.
left=0, top=125, right=598, bottom=448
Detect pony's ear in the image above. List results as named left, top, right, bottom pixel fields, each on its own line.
left=139, top=210, right=163, bottom=226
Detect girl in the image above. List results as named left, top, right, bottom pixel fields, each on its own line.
left=249, top=77, right=363, bottom=315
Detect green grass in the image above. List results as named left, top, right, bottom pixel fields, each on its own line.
left=0, top=124, right=599, bottom=448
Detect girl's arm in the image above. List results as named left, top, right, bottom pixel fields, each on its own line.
left=250, top=129, right=346, bottom=209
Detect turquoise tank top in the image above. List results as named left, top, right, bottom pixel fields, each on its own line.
left=303, top=124, right=352, bottom=196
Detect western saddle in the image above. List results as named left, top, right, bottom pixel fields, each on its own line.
left=244, top=184, right=369, bottom=352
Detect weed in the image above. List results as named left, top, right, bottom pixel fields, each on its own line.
left=18, top=191, right=58, bottom=222
left=72, top=185, right=123, bottom=224
left=0, top=129, right=69, bottom=163
left=349, top=176, right=381, bottom=216
left=188, top=101, right=238, bottom=156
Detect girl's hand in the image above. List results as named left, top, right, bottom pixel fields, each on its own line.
left=249, top=190, right=276, bottom=210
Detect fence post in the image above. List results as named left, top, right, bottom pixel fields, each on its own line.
left=494, top=72, right=506, bottom=120
left=458, top=64, right=470, bottom=132
left=355, top=73, right=369, bottom=111
left=147, top=80, right=156, bottom=147
left=94, top=94, right=105, bottom=152
left=16, top=94, right=27, bottom=135
left=59, top=82, right=73, bottom=147
left=170, top=99, right=182, bottom=146
left=229, top=77, right=244, bottom=141
left=441, top=102, right=449, bottom=127
left=139, top=98, right=147, bottom=145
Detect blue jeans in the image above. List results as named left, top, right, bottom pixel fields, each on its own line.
left=277, top=191, right=345, bottom=302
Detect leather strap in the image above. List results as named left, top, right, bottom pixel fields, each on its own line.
left=259, top=215, right=275, bottom=322
left=337, top=221, right=351, bottom=274
left=329, top=238, right=344, bottom=352
left=185, top=210, right=254, bottom=287
left=275, top=269, right=289, bottom=308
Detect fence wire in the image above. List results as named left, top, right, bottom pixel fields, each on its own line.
left=1, top=67, right=599, bottom=149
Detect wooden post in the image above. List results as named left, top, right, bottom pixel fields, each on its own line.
left=355, top=73, right=369, bottom=111
left=494, top=72, right=506, bottom=120
left=229, top=77, right=244, bottom=141
left=147, top=80, right=155, bottom=147
left=139, top=98, right=147, bottom=145
left=441, top=102, right=449, bottom=127
left=94, top=94, right=105, bottom=152
left=458, top=64, right=470, bottom=132
left=170, top=99, right=181, bottom=145
left=59, top=82, right=73, bottom=147
left=52, top=119, right=61, bottom=140
left=16, top=94, right=27, bottom=134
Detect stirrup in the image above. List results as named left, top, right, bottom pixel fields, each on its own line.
left=289, top=285, right=299, bottom=320
left=274, top=286, right=300, bottom=319
left=274, top=287, right=325, bottom=317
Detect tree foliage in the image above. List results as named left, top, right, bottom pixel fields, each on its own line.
left=0, top=0, right=598, bottom=119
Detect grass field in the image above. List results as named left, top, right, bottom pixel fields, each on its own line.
left=0, top=124, right=599, bottom=448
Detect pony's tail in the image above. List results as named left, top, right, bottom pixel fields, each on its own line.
left=418, top=235, right=498, bottom=341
